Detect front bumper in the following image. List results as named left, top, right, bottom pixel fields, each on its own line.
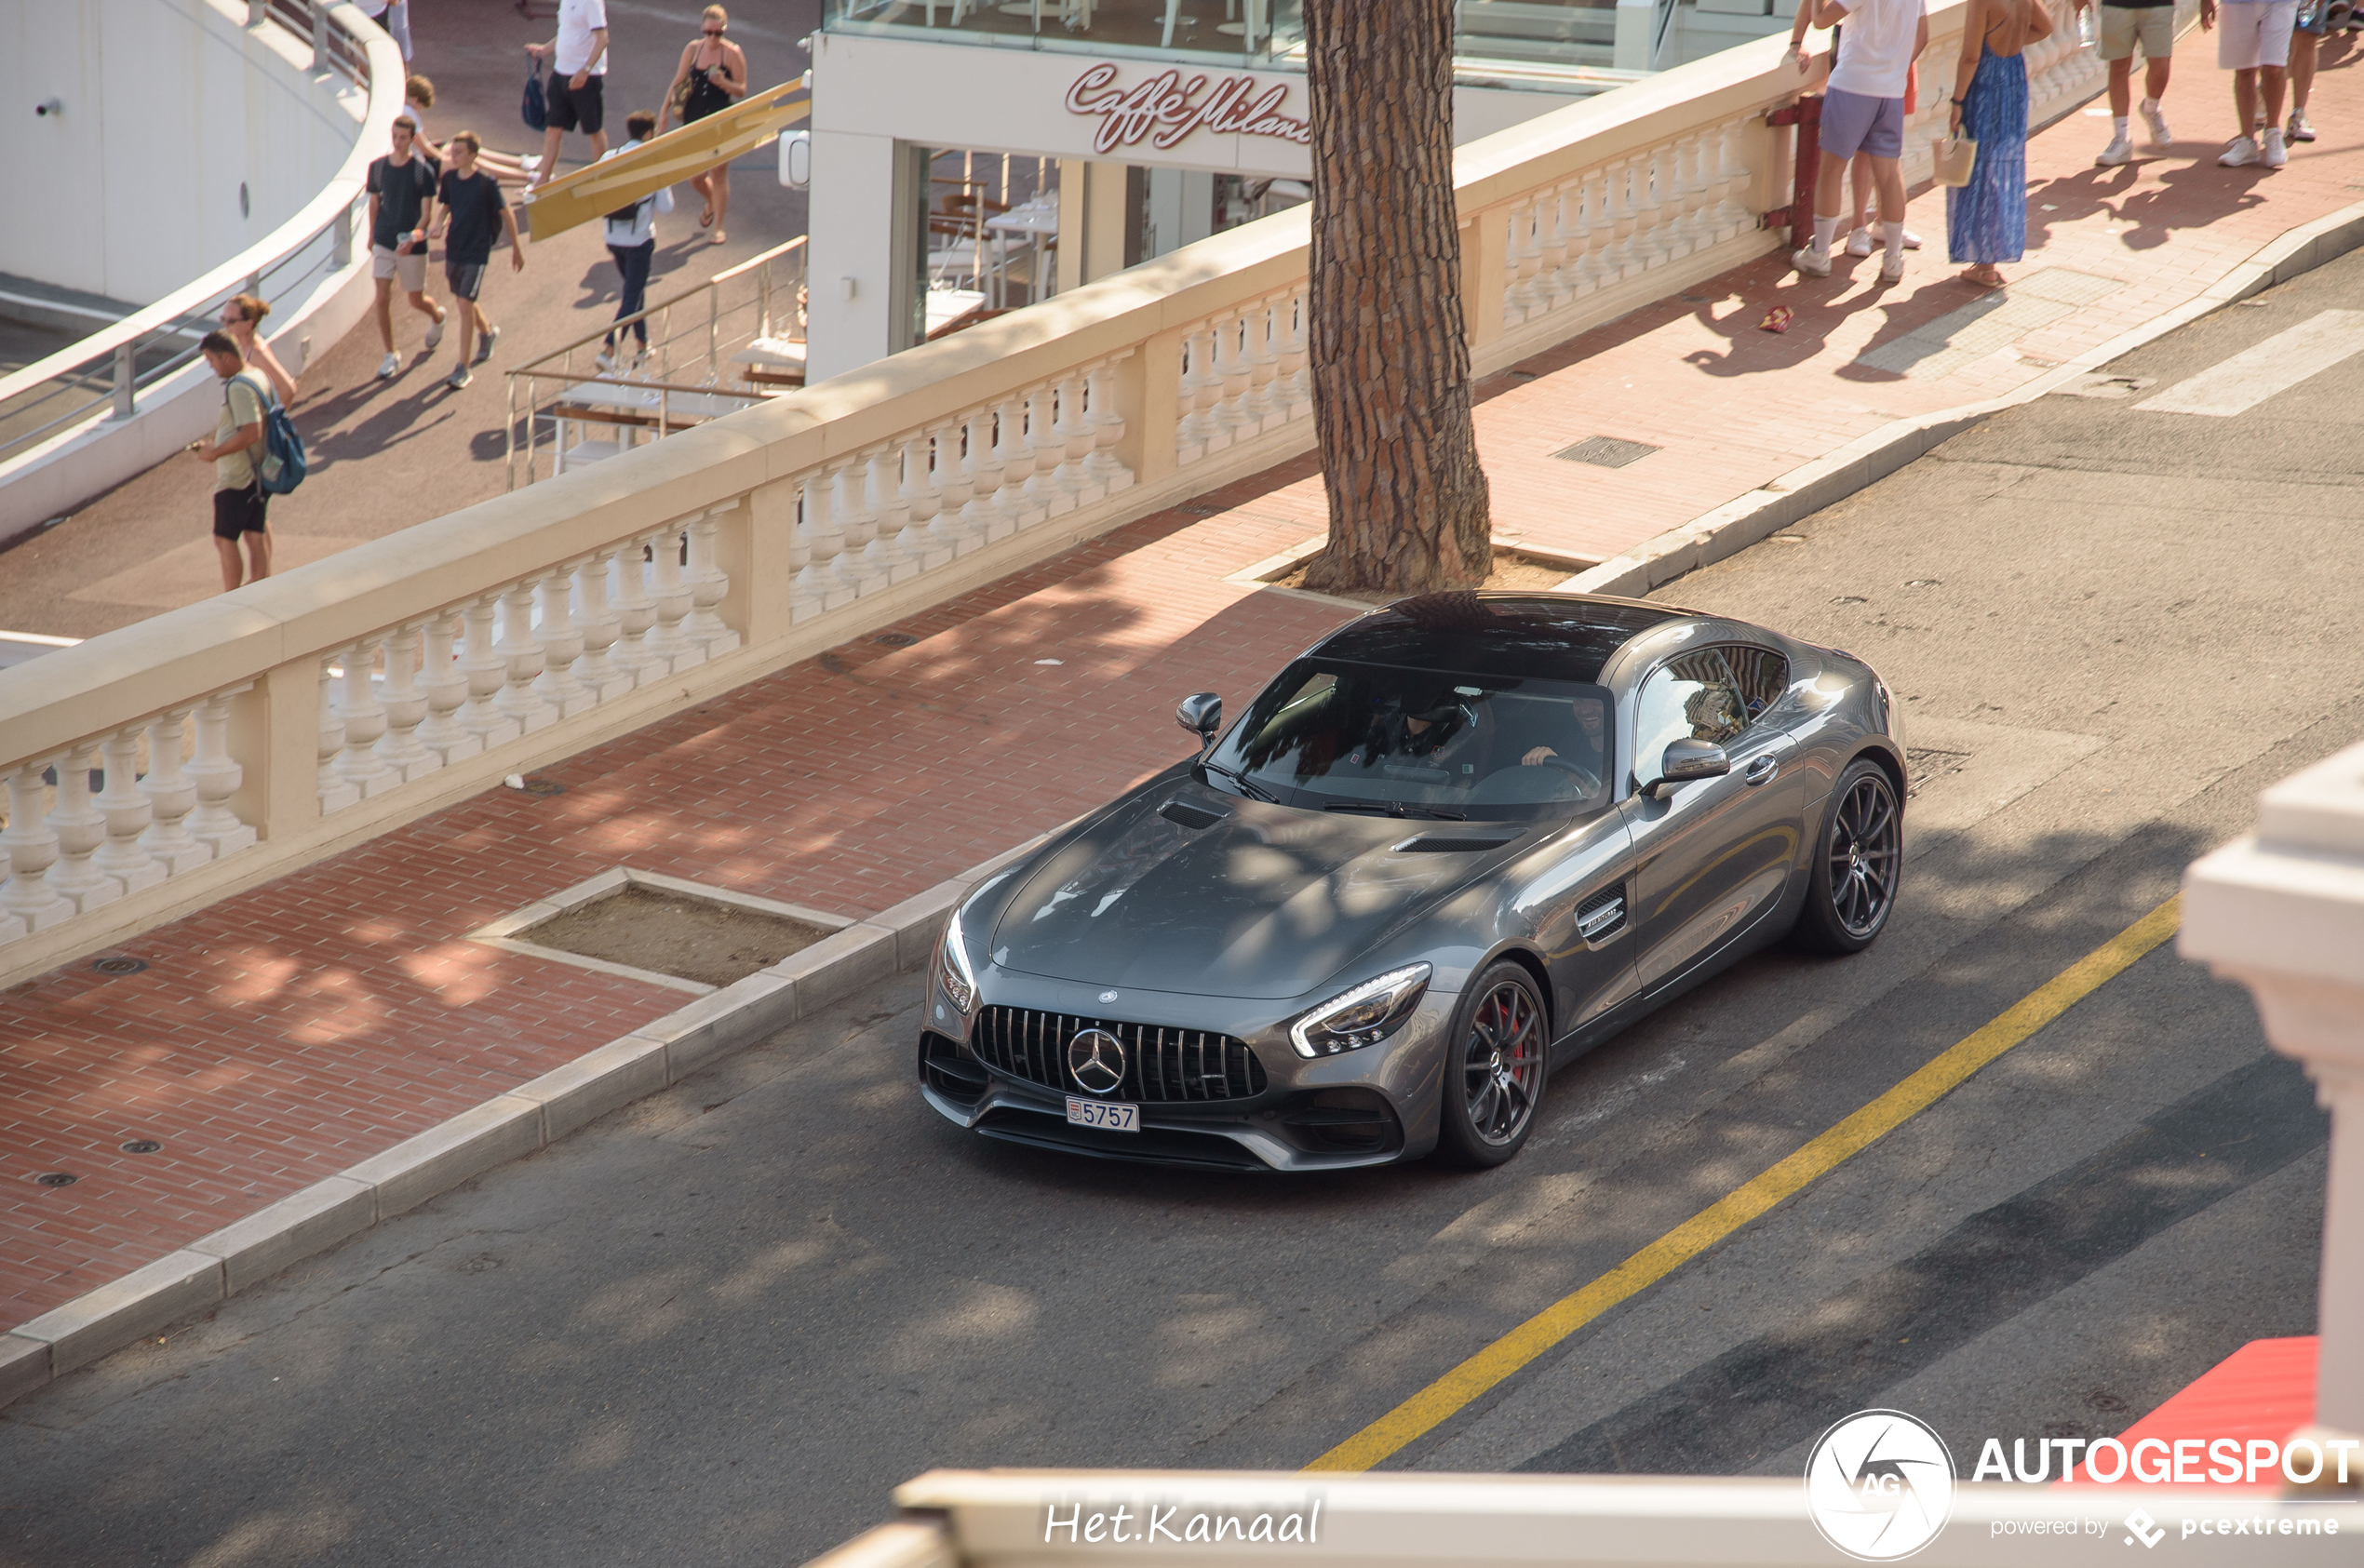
left=915, top=968, right=1457, bottom=1172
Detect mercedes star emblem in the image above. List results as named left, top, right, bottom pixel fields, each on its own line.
left=1099, top=989, right=1120, bottom=1003
left=1068, top=1027, right=1126, bottom=1096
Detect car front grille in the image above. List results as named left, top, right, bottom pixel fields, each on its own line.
left=972, top=1007, right=1269, bottom=1103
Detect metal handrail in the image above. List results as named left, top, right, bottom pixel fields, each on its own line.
left=0, top=0, right=383, bottom=466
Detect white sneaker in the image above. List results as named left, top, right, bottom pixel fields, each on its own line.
left=594, top=350, right=617, bottom=373
left=1846, top=227, right=1874, bottom=258
left=2289, top=108, right=2317, bottom=142
left=2096, top=133, right=2135, bottom=167
left=445, top=366, right=473, bottom=390
left=423, top=317, right=445, bottom=350
left=2219, top=136, right=2261, bottom=167
left=2140, top=98, right=2172, bottom=147
left=1901, top=227, right=1924, bottom=251
left=1792, top=246, right=1831, bottom=277
left=376, top=352, right=399, bottom=379
left=2262, top=127, right=2290, bottom=167
left=1879, top=254, right=1907, bottom=284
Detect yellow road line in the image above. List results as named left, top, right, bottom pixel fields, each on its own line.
left=1305, top=893, right=2183, bottom=1473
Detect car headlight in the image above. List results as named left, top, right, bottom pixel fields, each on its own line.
left=937, top=904, right=979, bottom=1014
left=1290, top=963, right=1431, bottom=1059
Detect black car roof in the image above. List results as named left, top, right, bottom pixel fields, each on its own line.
left=1310, top=593, right=1689, bottom=684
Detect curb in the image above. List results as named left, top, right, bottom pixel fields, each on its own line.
left=1565, top=195, right=2364, bottom=599
left=0, top=831, right=1056, bottom=1413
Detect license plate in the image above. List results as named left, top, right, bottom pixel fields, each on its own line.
left=1065, top=1096, right=1139, bottom=1132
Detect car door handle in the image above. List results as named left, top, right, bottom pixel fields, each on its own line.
left=1743, top=754, right=1780, bottom=786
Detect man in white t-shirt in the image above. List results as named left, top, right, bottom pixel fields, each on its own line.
left=526, top=0, right=610, bottom=188
left=1788, top=0, right=1930, bottom=283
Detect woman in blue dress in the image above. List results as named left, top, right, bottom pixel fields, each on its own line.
left=1946, top=0, right=2056, bottom=288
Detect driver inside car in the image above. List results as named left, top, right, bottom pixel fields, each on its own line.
left=1356, top=684, right=1491, bottom=773
left=1520, top=693, right=1608, bottom=771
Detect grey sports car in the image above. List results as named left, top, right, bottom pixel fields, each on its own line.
left=917, top=592, right=1904, bottom=1172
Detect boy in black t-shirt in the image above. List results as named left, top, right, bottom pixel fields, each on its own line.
left=430, top=131, right=525, bottom=390
left=366, top=118, right=448, bottom=380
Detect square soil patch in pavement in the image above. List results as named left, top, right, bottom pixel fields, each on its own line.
left=486, top=873, right=852, bottom=991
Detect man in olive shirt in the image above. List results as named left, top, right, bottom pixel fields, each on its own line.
left=191, top=332, right=273, bottom=592
left=432, top=130, right=525, bottom=390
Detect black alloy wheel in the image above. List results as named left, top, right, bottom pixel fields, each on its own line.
left=1435, top=962, right=1548, bottom=1168
left=1792, top=757, right=1902, bottom=954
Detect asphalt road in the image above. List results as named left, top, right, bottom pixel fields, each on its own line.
left=6, top=250, right=2361, bottom=1566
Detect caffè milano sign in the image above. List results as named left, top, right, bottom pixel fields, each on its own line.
left=1064, top=62, right=1312, bottom=156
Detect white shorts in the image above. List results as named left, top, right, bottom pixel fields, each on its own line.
left=2218, top=0, right=2299, bottom=70
left=371, top=243, right=427, bottom=292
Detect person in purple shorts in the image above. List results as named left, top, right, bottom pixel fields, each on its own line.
left=1789, top=0, right=1931, bottom=284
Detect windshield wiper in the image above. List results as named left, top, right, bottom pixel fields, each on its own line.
left=1201, top=762, right=1280, bottom=803
left=1325, top=801, right=1468, bottom=821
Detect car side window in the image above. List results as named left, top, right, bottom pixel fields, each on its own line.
left=1632, top=649, right=1746, bottom=787
left=1718, top=644, right=1791, bottom=729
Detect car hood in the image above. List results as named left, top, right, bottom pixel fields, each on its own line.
left=987, top=784, right=1524, bottom=1000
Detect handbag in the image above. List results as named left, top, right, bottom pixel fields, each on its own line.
left=521, top=63, right=548, bottom=132
left=668, top=39, right=698, bottom=118
left=1934, top=134, right=1979, bottom=187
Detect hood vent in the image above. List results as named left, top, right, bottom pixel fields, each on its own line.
left=1158, top=799, right=1227, bottom=830
left=1393, top=832, right=1524, bottom=854
left=1576, top=883, right=1628, bottom=942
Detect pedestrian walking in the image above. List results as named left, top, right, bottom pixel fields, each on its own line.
left=1788, top=0, right=1929, bottom=284
left=191, top=331, right=273, bottom=592
left=367, top=117, right=447, bottom=379
left=598, top=111, right=674, bottom=371
left=1947, top=0, right=2056, bottom=288
left=526, top=0, right=610, bottom=187
left=657, top=5, right=748, bottom=246
left=431, top=131, right=525, bottom=390
left=219, top=292, right=299, bottom=407
left=2216, top=0, right=2297, bottom=165
left=2287, top=0, right=2326, bottom=142
left=2080, top=0, right=2181, bottom=163
left=354, top=0, right=410, bottom=60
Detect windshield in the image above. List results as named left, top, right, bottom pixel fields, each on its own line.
left=1204, top=658, right=1615, bottom=821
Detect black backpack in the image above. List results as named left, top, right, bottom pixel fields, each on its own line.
left=521, top=63, right=547, bottom=132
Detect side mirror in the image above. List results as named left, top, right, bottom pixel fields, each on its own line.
left=1642, top=737, right=1729, bottom=797
left=1175, top=691, right=1222, bottom=748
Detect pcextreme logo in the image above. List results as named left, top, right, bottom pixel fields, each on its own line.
left=1804, top=1409, right=1957, bottom=1561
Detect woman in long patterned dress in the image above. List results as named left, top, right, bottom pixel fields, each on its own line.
left=1946, top=0, right=2056, bottom=288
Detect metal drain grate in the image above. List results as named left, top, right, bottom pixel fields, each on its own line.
left=90, top=957, right=148, bottom=976
left=873, top=631, right=920, bottom=648
left=1553, top=436, right=1660, bottom=468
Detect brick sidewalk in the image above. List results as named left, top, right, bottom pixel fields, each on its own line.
left=9, top=38, right=2364, bottom=1335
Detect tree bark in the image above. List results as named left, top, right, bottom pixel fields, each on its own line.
left=1300, top=0, right=1492, bottom=596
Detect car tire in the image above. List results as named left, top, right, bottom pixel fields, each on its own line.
left=1789, top=757, right=1902, bottom=955
left=1432, top=961, right=1550, bottom=1169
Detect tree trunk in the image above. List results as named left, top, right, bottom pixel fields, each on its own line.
left=1300, top=0, right=1492, bottom=596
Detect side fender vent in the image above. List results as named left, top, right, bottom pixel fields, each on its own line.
left=1159, top=799, right=1226, bottom=830
left=1576, top=884, right=1628, bottom=942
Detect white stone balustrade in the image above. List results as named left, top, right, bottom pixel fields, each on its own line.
left=0, top=2, right=2099, bottom=981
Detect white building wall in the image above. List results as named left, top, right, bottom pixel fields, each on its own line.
left=0, top=0, right=366, bottom=304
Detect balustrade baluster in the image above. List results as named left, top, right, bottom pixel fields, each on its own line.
left=1282, top=290, right=1311, bottom=415
left=799, top=471, right=854, bottom=604
left=926, top=422, right=980, bottom=557
left=787, top=480, right=824, bottom=623
left=898, top=434, right=951, bottom=570
left=0, top=761, right=73, bottom=932
left=684, top=512, right=743, bottom=650
left=137, top=708, right=213, bottom=875
left=956, top=411, right=1009, bottom=543
left=184, top=690, right=254, bottom=856
left=1571, top=171, right=1608, bottom=293
left=456, top=594, right=524, bottom=742
left=317, top=658, right=360, bottom=812
left=336, top=638, right=399, bottom=796
left=1083, top=361, right=1130, bottom=491
left=1712, top=120, right=1753, bottom=242
left=831, top=472, right=887, bottom=597
left=91, top=728, right=166, bottom=896
left=1051, top=373, right=1094, bottom=498
left=42, top=744, right=118, bottom=913
left=1174, top=327, right=1221, bottom=458
left=531, top=567, right=596, bottom=717
left=371, top=623, right=441, bottom=782
left=982, top=396, right=1031, bottom=529
left=1507, top=203, right=1547, bottom=321
left=1637, top=145, right=1672, bottom=268
left=1537, top=186, right=1574, bottom=310
left=1214, top=315, right=1256, bottom=443
left=570, top=559, right=630, bottom=703
left=865, top=449, right=921, bottom=582
left=1243, top=301, right=1283, bottom=428
left=495, top=578, right=561, bottom=730
left=645, top=527, right=706, bottom=663
left=415, top=610, right=486, bottom=762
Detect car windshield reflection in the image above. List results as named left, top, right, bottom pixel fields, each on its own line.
left=1204, top=658, right=1614, bottom=821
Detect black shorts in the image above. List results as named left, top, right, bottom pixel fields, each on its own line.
left=545, top=73, right=605, bottom=135
left=446, top=261, right=487, bottom=301
left=212, top=482, right=268, bottom=540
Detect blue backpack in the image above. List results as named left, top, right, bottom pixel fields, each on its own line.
left=238, top=373, right=307, bottom=495
left=522, top=64, right=548, bottom=132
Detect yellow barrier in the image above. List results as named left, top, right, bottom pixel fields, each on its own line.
left=519, top=82, right=810, bottom=242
